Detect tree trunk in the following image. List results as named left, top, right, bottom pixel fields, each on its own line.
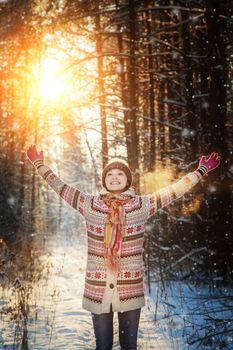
left=115, top=1, right=131, bottom=166
left=146, top=6, right=156, bottom=171
left=128, top=0, right=139, bottom=191
left=181, top=5, right=198, bottom=160
left=95, top=11, right=108, bottom=167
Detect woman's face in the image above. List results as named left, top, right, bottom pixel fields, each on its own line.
left=105, top=168, right=128, bottom=193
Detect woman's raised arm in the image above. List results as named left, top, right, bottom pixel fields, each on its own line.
left=145, top=152, right=221, bottom=218
left=26, top=144, right=90, bottom=215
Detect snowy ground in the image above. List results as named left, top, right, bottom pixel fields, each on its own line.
left=0, top=232, right=233, bottom=349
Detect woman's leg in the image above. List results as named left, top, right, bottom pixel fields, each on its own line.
left=91, top=305, right=114, bottom=350
left=118, top=308, right=141, bottom=350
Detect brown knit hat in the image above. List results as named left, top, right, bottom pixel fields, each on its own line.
left=102, top=158, right=133, bottom=191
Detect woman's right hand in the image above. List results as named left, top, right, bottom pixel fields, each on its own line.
left=26, top=144, right=44, bottom=165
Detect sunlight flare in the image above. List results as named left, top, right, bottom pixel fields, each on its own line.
left=38, top=57, right=72, bottom=102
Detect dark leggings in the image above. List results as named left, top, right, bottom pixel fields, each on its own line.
left=91, top=306, right=141, bottom=350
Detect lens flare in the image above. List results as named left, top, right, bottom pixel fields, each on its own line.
left=38, top=57, right=71, bottom=101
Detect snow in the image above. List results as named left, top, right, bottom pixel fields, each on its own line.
left=181, top=128, right=196, bottom=138
left=229, top=164, right=233, bottom=174
left=7, top=196, right=16, bottom=206
left=201, top=101, right=209, bottom=110
left=207, top=184, right=217, bottom=193
left=0, top=234, right=175, bottom=349
left=1, top=233, right=233, bottom=349
left=146, top=279, right=233, bottom=350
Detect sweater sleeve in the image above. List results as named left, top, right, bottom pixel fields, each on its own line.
left=33, top=159, right=91, bottom=217
left=145, top=170, right=203, bottom=219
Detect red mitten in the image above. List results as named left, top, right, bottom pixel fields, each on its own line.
left=196, top=152, right=221, bottom=176
left=26, top=145, right=44, bottom=167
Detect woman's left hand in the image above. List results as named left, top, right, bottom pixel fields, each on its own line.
left=199, top=152, right=221, bottom=172
left=26, top=144, right=44, bottom=165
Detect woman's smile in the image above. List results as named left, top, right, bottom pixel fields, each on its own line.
left=105, top=168, right=128, bottom=193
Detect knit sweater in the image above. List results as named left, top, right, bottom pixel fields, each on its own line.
left=33, top=160, right=203, bottom=314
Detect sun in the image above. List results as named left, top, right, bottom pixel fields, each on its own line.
left=38, top=57, right=71, bottom=101
left=30, top=36, right=97, bottom=108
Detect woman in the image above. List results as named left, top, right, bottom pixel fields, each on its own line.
left=26, top=145, right=220, bottom=350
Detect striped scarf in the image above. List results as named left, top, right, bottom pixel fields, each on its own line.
left=102, top=193, right=132, bottom=272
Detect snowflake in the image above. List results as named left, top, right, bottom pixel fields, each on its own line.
left=171, top=9, right=180, bottom=17
left=181, top=128, right=195, bottom=138
left=190, top=129, right=196, bottom=137
left=145, top=223, right=153, bottom=232
left=202, top=101, right=209, bottom=110
left=207, top=185, right=217, bottom=193
left=181, top=128, right=190, bottom=138
left=229, top=164, right=233, bottom=174
left=7, top=196, right=15, bottom=206
left=172, top=51, right=180, bottom=60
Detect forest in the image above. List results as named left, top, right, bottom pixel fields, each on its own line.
left=0, top=0, right=233, bottom=349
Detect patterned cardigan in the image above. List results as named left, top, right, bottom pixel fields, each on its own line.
left=33, top=160, right=203, bottom=314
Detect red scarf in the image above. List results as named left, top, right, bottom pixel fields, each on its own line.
left=102, top=193, right=132, bottom=272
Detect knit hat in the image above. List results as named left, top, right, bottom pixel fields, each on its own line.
left=102, top=158, right=133, bottom=192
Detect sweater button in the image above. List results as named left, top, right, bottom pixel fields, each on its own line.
left=109, top=283, right=114, bottom=289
